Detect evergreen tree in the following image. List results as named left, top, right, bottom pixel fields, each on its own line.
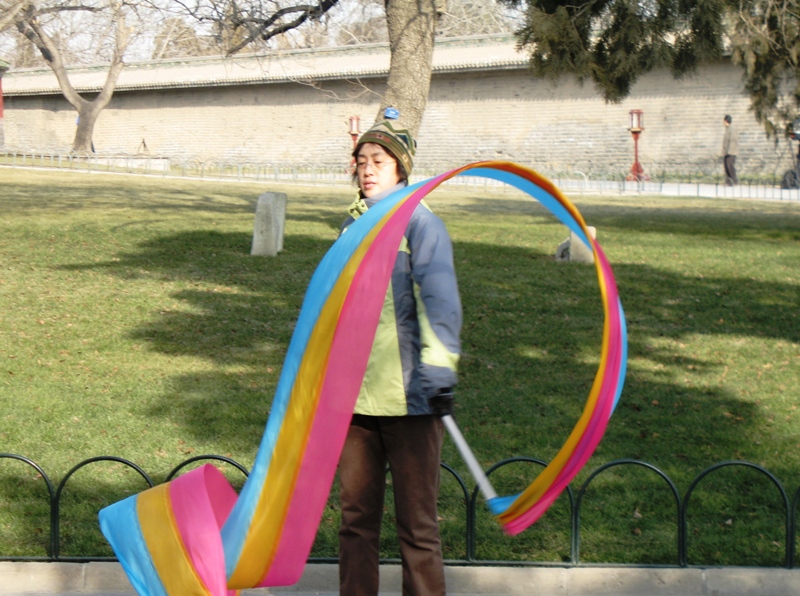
left=504, top=0, right=800, bottom=137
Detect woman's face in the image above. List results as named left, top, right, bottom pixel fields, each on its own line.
left=356, top=143, right=401, bottom=198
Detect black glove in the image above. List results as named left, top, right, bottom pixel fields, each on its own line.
left=429, top=388, right=455, bottom=417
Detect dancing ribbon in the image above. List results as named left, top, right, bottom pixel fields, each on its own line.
left=99, top=161, right=627, bottom=594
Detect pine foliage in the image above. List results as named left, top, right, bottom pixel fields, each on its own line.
left=506, top=0, right=727, bottom=102
left=506, top=0, right=800, bottom=137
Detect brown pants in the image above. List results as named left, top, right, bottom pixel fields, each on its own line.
left=338, top=414, right=446, bottom=596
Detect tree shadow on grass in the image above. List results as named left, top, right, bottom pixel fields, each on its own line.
left=447, top=233, right=797, bottom=564
left=0, top=464, right=53, bottom=558
left=60, top=221, right=799, bottom=466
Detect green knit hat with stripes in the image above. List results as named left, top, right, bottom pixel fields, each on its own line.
left=354, top=121, right=417, bottom=176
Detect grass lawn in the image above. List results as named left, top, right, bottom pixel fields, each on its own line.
left=1, top=167, right=799, bottom=567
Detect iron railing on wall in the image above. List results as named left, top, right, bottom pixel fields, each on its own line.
left=2, top=452, right=798, bottom=568
left=3, top=149, right=800, bottom=201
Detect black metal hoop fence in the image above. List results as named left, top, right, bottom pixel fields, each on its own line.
left=1, top=453, right=797, bottom=568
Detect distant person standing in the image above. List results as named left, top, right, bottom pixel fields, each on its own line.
left=722, top=115, right=739, bottom=186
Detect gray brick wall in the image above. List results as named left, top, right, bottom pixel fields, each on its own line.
left=3, top=58, right=796, bottom=177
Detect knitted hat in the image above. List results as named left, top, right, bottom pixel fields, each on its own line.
left=354, top=121, right=417, bottom=176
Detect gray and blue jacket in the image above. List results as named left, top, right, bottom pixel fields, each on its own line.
left=341, top=183, right=462, bottom=416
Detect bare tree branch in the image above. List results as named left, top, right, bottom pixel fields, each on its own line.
left=37, top=4, right=105, bottom=15
left=225, top=0, right=341, bottom=54
left=169, top=0, right=341, bottom=55
left=728, top=0, right=800, bottom=136
left=0, top=0, right=28, bottom=33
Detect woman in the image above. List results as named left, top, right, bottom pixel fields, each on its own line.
left=338, top=120, right=462, bottom=596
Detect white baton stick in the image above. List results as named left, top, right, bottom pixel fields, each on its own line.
left=442, top=414, right=497, bottom=501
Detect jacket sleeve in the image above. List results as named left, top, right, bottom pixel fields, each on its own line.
left=407, top=209, right=462, bottom=399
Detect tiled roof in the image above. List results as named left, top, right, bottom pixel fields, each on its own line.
left=3, top=34, right=528, bottom=97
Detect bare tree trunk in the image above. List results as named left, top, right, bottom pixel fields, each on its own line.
left=380, top=0, right=443, bottom=136
left=71, top=50, right=126, bottom=152
left=74, top=105, right=102, bottom=152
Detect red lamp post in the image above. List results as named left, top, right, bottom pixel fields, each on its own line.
left=348, top=116, right=361, bottom=151
left=626, top=109, right=645, bottom=181
left=0, top=59, right=9, bottom=147
left=347, top=116, right=361, bottom=173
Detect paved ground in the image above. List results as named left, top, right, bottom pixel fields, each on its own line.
left=3, top=561, right=800, bottom=595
